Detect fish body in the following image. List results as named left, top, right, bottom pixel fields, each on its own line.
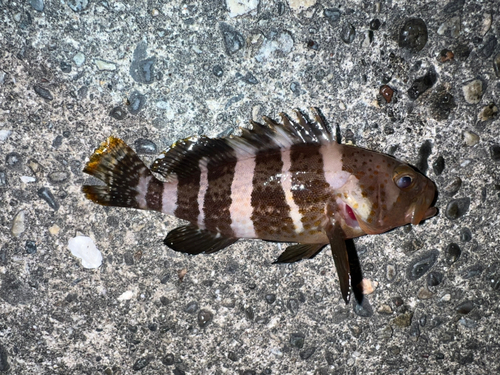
left=83, top=109, right=437, bottom=303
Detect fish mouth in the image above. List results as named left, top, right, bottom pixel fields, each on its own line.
left=407, top=181, right=438, bottom=225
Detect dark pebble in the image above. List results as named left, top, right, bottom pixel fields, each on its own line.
left=455, top=43, right=471, bottom=60
left=460, top=228, right=472, bottom=242
left=380, top=85, right=394, bottom=103
left=134, top=138, right=157, bottom=155
left=444, top=177, right=462, bottom=196
left=432, top=156, right=445, bottom=175
left=340, top=23, right=356, bottom=44
left=132, top=56, right=156, bottom=84
left=68, top=0, right=90, bottom=12
left=109, top=106, right=127, bottom=120
left=290, top=332, right=305, bottom=349
left=197, top=309, right=213, bottom=328
left=409, top=321, right=420, bottom=340
left=132, top=357, right=151, bottom=371
left=431, top=91, right=456, bottom=121
left=30, top=0, right=44, bottom=11
left=436, top=352, right=445, bottom=360
left=353, top=297, right=373, bottom=317
left=0, top=170, right=6, bottom=187
left=160, top=296, right=169, bottom=306
left=399, top=18, right=428, bottom=52
left=219, top=23, right=245, bottom=55
left=160, top=274, right=170, bottom=284
left=225, top=94, right=243, bottom=110
left=455, top=300, right=474, bottom=314
left=416, top=140, right=432, bottom=174
left=242, top=72, right=258, bottom=84
left=52, top=135, right=63, bottom=148
left=490, top=145, right=500, bottom=162
left=25, top=240, right=37, bottom=254
left=242, top=371, right=256, bottom=375
left=407, top=250, right=439, bottom=280
left=324, top=8, right=341, bottom=26
left=408, top=68, right=437, bottom=100
left=34, top=85, right=53, bottom=101
left=0, top=344, right=9, bottom=372
left=444, top=0, right=465, bottom=13
left=290, top=82, right=301, bottom=96
left=306, top=40, right=319, bottom=50
left=438, top=49, right=454, bottom=63
left=265, top=294, right=276, bottom=304
left=427, top=271, right=444, bottom=287
left=127, top=92, right=146, bottom=115
left=65, top=293, right=77, bottom=303
left=37, top=187, right=60, bottom=210
left=148, top=323, right=157, bottom=331
left=212, top=65, right=223, bottom=77
left=459, top=352, right=474, bottom=365
left=287, top=298, right=299, bottom=316
left=60, top=61, right=72, bottom=73
left=124, top=252, right=134, bottom=265
left=245, top=306, right=254, bottom=320
left=48, top=171, right=69, bottom=184
left=462, top=264, right=484, bottom=279
left=445, top=243, right=461, bottom=265
left=325, top=351, right=335, bottom=365
left=480, top=36, right=497, bottom=59
left=162, top=353, right=174, bottom=366
left=384, top=126, right=394, bottom=135
left=370, top=19, right=381, bottom=30
left=6, top=152, right=23, bottom=169
left=494, top=53, right=500, bottom=78
left=445, top=197, right=470, bottom=220
left=173, top=367, right=186, bottom=375
left=227, top=351, right=238, bottom=362
left=299, top=347, right=316, bottom=360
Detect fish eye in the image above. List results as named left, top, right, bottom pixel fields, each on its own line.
left=396, top=175, right=413, bottom=189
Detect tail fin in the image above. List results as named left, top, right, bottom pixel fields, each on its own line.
left=82, top=136, right=154, bottom=209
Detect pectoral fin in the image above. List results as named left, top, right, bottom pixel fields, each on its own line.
left=325, top=221, right=351, bottom=304
left=274, top=243, right=326, bottom=264
left=164, top=225, right=238, bottom=255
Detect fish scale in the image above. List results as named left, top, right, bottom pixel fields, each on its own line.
left=83, top=108, right=437, bottom=303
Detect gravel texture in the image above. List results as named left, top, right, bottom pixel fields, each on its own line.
left=1, top=0, right=500, bottom=374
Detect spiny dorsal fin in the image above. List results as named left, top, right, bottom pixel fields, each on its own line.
left=151, top=108, right=334, bottom=179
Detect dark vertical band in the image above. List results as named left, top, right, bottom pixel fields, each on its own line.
left=145, top=177, right=164, bottom=212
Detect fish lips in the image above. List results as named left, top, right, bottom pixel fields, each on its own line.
left=406, top=180, right=438, bottom=225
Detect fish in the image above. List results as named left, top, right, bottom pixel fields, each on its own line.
left=82, top=108, right=437, bottom=303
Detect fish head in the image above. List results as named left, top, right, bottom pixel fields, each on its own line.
left=340, top=148, right=437, bottom=235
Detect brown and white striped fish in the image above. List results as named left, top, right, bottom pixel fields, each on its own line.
left=83, top=109, right=437, bottom=303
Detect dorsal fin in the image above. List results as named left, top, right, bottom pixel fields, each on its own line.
left=151, top=108, right=334, bottom=179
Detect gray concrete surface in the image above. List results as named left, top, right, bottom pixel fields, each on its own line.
left=1, top=0, right=500, bottom=374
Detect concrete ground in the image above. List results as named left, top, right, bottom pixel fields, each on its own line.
left=1, top=0, right=499, bottom=374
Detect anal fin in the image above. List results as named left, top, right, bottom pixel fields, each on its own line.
left=164, top=225, right=238, bottom=255
left=274, top=243, right=326, bottom=264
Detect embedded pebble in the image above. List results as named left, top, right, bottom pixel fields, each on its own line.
left=340, top=23, right=356, bottom=44
left=290, top=82, right=302, bottom=96
left=444, top=177, right=462, bottom=196
left=380, top=85, right=394, bottom=103
left=25, top=240, right=37, bottom=254
left=437, top=16, right=461, bottom=38
left=212, top=65, right=223, bottom=77
left=134, top=138, right=157, bottom=154
left=300, top=347, right=316, bottom=360
left=226, top=0, right=259, bottom=18
left=462, top=80, right=483, bottom=104
left=129, top=42, right=156, bottom=84
left=34, top=85, right=53, bottom=101
left=444, top=0, right=465, bottom=13
left=462, top=264, right=484, bottom=279
left=445, top=243, right=461, bottom=265
left=481, top=13, right=492, bottom=36
left=460, top=228, right=472, bottom=242
left=480, top=36, right=497, bottom=59
left=0, top=129, right=12, bottom=142
left=289, top=0, right=316, bottom=11
left=370, top=19, right=381, bottom=30
left=378, top=304, right=393, bottom=314
left=48, top=171, right=69, bottom=184
left=37, top=187, right=59, bottom=210
left=132, top=357, right=151, bottom=371
left=324, top=8, right=341, bottom=26
left=109, top=106, right=127, bottom=120
left=127, top=91, right=146, bottom=115
left=95, top=59, right=117, bottom=71
left=265, top=293, right=276, bottom=304
left=68, top=0, right=89, bottom=12
left=432, top=156, right=445, bottom=175
left=68, top=236, right=103, bottom=269
left=399, top=18, right=428, bottom=52
left=73, top=52, right=85, bottom=66
left=392, top=311, right=413, bottom=328
left=162, top=353, right=175, bottom=366
left=242, top=72, right=258, bottom=84
left=445, top=197, right=470, bottom=220
left=287, top=298, right=299, bottom=316
left=0, top=170, right=7, bottom=187
left=290, top=332, right=305, bottom=348
left=359, top=278, right=377, bottom=294
left=197, top=309, right=213, bottom=328
left=427, top=271, right=444, bottom=287
left=353, top=297, right=373, bottom=317
left=220, top=23, right=245, bottom=55
left=438, top=49, right=454, bottom=63
left=254, top=32, right=293, bottom=62
left=184, top=301, right=199, bottom=314
left=456, top=300, right=474, bottom=314
left=418, top=287, right=435, bottom=299
left=11, top=210, right=26, bottom=237
left=386, top=264, right=396, bottom=281
left=20, top=176, right=36, bottom=183
left=406, top=250, right=439, bottom=280
left=0, top=344, right=10, bottom=372
left=463, top=130, right=479, bottom=146
left=49, top=224, right=60, bottom=235
left=494, top=53, right=500, bottom=78
left=416, top=140, right=432, bottom=174
left=30, top=0, right=44, bottom=12
left=431, top=90, right=456, bottom=120
left=408, top=68, right=437, bottom=100
left=479, top=103, right=498, bottom=121
left=490, top=145, right=500, bottom=162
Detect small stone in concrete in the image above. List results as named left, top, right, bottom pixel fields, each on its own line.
left=68, top=236, right=103, bottom=269
left=462, top=80, right=483, bottom=104
left=11, top=210, right=26, bottom=237
left=95, top=59, right=117, bottom=71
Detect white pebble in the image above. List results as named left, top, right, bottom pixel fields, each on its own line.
left=68, top=236, right=102, bottom=269
left=94, top=59, right=117, bottom=71
left=11, top=210, right=26, bottom=237
left=20, top=176, right=36, bottom=183
left=118, top=290, right=134, bottom=301
left=0, top=129, right=12, bottom=142
left=226, top=0, right=259, bottom=18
